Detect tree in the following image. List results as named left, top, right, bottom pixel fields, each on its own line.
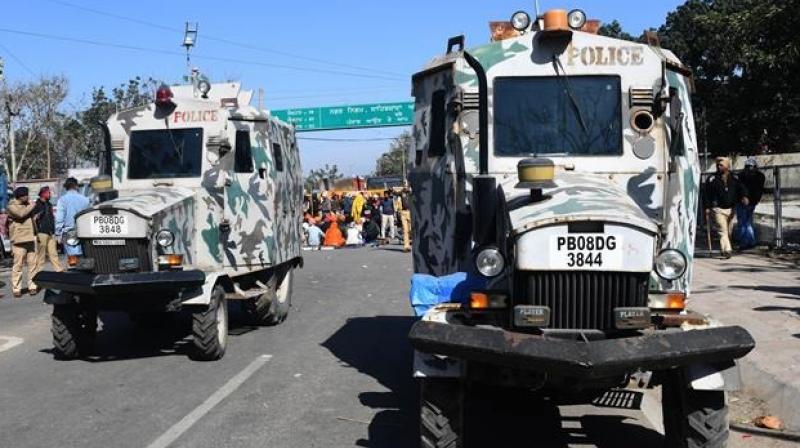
left=658, top=0, right=800, bottom=154
left=78, top=76, right=159, bottom=166
left=304, top=163, right=343, bottom=191
left=374, top=130, right=411, bottom=176
left=598, top=20, right=639, bottom=42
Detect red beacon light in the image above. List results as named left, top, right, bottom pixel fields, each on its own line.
left=155, top=85, right=174, bottom=106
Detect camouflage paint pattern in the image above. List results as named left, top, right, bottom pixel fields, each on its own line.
left=410, top=29, right=699, bottom=296
left=82, top=82, right=303, bottom=280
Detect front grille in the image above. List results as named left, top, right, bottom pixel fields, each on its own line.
left=516, top=271, right=649, bottom=330
left=82, top=239, right=152, bottom=274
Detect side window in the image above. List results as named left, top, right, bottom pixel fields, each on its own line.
left=234, top=130, right=253, bottom=173
left=428, top=90, right=447, bottom=157
left=272, top=142, right=284, bottom=172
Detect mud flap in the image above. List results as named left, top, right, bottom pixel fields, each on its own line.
left=181, top=272, right=227, bottom=306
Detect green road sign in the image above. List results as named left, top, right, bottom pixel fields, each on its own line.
left=271, top=102, right=414, bottom=132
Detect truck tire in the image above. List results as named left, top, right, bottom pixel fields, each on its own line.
left=248, top=268, right=293, bottom=326
left=52, top=304, right=97, bottom=360
left=420, top=379, right=464, bottom=448
left=662, top=370, right=729, bottom=448
left=190, top=285, right=228, bottom=361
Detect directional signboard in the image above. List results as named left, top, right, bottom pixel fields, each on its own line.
left=271, top=102, right=414, bottom=132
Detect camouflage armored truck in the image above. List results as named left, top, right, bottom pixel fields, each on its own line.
left=35, top=79, right=303, bottom=361
left=407, top=8, right=755, bottom=447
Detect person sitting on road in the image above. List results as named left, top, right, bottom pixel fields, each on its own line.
left=362, top=211, right=380, bottom=246
left=305, top=222, right=325, bottom=250
left=8, top=187, right=38, bottom=297
left=323, top=219, right=345, bottom=248
left=344, top=217, right=362, bottom=247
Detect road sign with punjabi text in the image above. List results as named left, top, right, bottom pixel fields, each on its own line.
left=271, top=102, right=414, bottom=132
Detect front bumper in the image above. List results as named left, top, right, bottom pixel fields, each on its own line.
left=408, top=320, right=755, bottom=379
left=33, top=270, right=206, bottom=296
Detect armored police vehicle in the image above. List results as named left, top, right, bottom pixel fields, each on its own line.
left=36, top=78, right=303, bottom=361
left=407, top=9, right=755, bottom=447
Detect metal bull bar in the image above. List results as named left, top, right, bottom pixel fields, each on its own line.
left=409, top=320, right=755, bottom=379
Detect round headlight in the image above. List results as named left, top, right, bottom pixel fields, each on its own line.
left=475, top=247, right=505, bottom=277
left=65, top=232, right=80, bottom=247
left=156, top=229, right=175, bottom=247
left=510, top=11, right=531, bottom=31
left=655, top=249, right=687, bottom=280
left=567, top=9, right=587, bottom=30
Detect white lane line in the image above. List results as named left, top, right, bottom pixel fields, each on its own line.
left=0, top=336, right=24, bottom=354
left=146, top=354, right=272, bottom=448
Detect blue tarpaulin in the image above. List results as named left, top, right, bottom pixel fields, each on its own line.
left=409, top=272, right=486, bottom=317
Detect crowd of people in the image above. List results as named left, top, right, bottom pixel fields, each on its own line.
left=302, top=189, right=412, bottom=252
left=4, top=177, right=90, bottom=298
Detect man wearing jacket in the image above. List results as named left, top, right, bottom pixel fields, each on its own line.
left=704, top=157, right=749, bottom=258
left=55, top=177, right=91, bottom=256
left=8, top=187, right=38, bottom=297
left=33, top=186, right=63, bottom=280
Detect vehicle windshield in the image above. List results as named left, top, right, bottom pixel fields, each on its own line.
left=493, top=76, right=622, bottom=157
left=128, top=128, right=203, bottom=179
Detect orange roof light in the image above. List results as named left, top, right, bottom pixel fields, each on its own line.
left=543, top=9, right=570, bottom=33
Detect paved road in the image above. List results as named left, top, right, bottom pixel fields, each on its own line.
left=0, top=249, right=792, bottom=447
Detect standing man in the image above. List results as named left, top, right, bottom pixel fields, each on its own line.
left=704, top=157, right=748, bottom=258
left=737, top=158, right=766, bottom=249
left=33, top=186, right=63, bottom=278
left=351, top=191, right=366, bottom=222
left=399, top=189, right=412, bottom=252
left=8, top=187, right=38, bottom=296
left=380, top=190, right=396, bottom=242
left=56, top=178, right=91, bottom=256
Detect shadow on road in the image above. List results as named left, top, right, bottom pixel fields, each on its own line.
left=39, top=303, right=262, bottom=362
left=730, top=284, right=800, bottom=300
left=321, top=315, right=418, bottom=448
left=322, top=317, right=664, bottom=448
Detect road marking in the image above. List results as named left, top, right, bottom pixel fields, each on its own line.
left=0, top=336, right=24, bottom=353
left=145, top=354, right=272, bottom=448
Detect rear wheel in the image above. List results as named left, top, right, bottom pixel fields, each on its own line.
left=662, top=370, right=729, bottom=448
left=420, top=378, right=464, bottom=448
left=247, top=268, right=293, bottom=325
left=190, top=286, right=228, bottom=361
left=52, top=304, right=96, bottom=360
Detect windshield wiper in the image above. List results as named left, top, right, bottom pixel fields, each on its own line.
left=552, top=55, right=588, bottom=134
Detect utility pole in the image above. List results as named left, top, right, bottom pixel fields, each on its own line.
left=4, top=96, right=19, bottom=183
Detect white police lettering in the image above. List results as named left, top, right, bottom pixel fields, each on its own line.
left=173, top=110, right=219, bottom=124
left=567, top=45, right=645, bottom=66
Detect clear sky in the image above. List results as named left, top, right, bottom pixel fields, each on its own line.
left=0, top=0, right=684, bottom=176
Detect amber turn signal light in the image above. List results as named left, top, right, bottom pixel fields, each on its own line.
left=67, top=255, right=79, bottom=267
left=157, top=254, right=184, bottom=268
left=666, top=292, right=686, bottom=310
left=469, top=292, right=508, bottom=310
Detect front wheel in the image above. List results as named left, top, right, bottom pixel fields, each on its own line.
left=190, top=286, right=228, bottom=361
left=51, top=304, right=97, bottom=360
left=662, top=370, right=729, bottom=448
left=420, top=378, right=464, bottom=448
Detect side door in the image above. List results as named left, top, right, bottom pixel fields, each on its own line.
left=222, top=123, right=273, bottom=271
left=408, top=66, right=470, bottom=276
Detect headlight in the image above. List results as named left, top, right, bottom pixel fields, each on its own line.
left=510, top=11, right=531, bottom=31
left=65, top=232, right=80, bottom=247
left=156, top=229, right=175, bottom=247
left=475, top=247, right=505, bottom=277
left=567, top=9, right=587, bottom=30
left=655, top=249, right=687, bottom=280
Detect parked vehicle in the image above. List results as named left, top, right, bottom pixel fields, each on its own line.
left=35, top=75, right=304, bottom=361
left=407, top=8, right=755, bottom=447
